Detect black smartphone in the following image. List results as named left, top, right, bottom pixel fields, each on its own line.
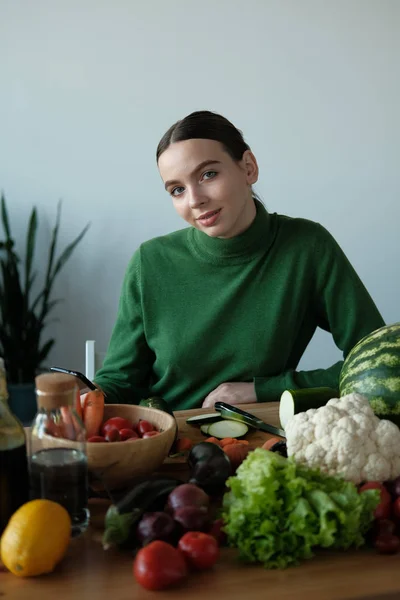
left=50, top=367, right=97, bottom=393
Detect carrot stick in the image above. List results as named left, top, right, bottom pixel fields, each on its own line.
left=82, top=389, right=105, bottom=439
left=75, top=388, right=83, bottom=420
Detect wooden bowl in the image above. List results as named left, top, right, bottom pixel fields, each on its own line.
left=51, top=404, right=177, bottom=491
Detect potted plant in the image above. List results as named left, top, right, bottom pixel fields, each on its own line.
left=0, top=193, right=89, bottom=423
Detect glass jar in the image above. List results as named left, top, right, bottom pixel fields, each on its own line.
left=29, top=372, right=89, bottom=536
left=0, top=358, right=30, bottom=533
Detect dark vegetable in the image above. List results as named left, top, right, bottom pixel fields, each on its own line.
left=102, top=477, right=182, bottom=550
left=374, top=534, right=400, bottom=554
left=167, top=483, right=209, bottom=512
left=188, top=442, right=232, bottom=494
left=173, top=505, right=210, bottom=532
left=188, top=441, right=226, bottom=468
left=269, top=440, right=288, bottom=458
left=136, top=511, right=177, bottom=546
left=139, top=396, right=174, bottom=417
left=140, top=396, right=179, bottom=452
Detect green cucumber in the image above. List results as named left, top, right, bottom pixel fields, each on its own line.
left=186, top=413, right=221, bottom=426
left=207, top=420, right=248, bottom=439
left=139, top=396, right=174, bottom=417
left=279, top=387, right=338, bottom=429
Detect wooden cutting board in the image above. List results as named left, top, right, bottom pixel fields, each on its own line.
left=163, top=402, right=282, bottom=469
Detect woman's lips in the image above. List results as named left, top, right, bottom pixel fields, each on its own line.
left=197, top=209, right=222, bottom=227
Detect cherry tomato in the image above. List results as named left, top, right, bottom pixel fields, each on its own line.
left=87, top=435, right=106, bottom=443
left=104, top=427, right=120, bottom=442
left=133, top=540, right=187, bottom=590
left=359, top=481, right=392, bottom=520
left=178, top=531, right=219, bottom=570
left=374, top=534, right=400, bottom=555
left=101, top=417, right=132, bottom=436
left=119, top=428, right=139, bottom=441
left=137, top=420, right=155, bottom=436
left=142, top=431, right=160, bottom=439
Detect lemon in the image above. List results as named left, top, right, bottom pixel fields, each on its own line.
left=0, top=499, right=71, bottom=577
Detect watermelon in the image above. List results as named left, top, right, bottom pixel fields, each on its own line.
left=339, top=322, right=400, bottom=425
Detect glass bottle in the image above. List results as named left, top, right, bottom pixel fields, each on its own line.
left=0, top=357, right=30, bottom=534
left=29, top=372, right=89, bottom=537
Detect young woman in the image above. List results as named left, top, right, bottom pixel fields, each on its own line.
left=93, top=111, right=385, bottom=410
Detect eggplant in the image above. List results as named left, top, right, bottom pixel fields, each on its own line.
left=188, top=442, right=232, bottom=495
left=270, top=440, right=287, bottom=458
left=102, top=476, right=182, bottom=550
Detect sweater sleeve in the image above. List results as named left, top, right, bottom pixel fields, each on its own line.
left=93, top=248, right=154, bottom=404
left=254, top=224, right=385, bottom=403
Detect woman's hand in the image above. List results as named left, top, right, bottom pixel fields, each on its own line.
left=202, top=382, right=257, bottom=409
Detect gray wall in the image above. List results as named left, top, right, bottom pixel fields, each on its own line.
left=0, top=0, right=399, bottom=375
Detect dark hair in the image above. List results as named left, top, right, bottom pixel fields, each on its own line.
left=156, top=110, right=251, bottom=163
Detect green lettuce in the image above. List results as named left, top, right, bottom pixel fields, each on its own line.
left=222, top=449, right=379, bottom=569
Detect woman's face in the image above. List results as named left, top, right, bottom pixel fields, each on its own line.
left=158, top=139, right=259, bottom=239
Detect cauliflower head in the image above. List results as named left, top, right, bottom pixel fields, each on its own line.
left=285, top=393, right=400, bottom=484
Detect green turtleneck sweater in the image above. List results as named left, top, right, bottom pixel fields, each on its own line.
left=94, top=202, right=384, bottom=410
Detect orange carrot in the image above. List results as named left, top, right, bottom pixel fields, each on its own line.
left=262, top=437, right=281, bottom=451
left=176, top=437, right=193, bottom=452
left=83, top=389, right=105, bottom=439
left=223, top=443, right=249, bottom=470
left=75, top=388, right=83, bottom=420
left=204, top=437, right=221, bottom=446
left=220, top=437, right=242, bottom=447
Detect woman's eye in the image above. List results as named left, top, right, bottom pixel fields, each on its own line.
left=203, top=170, right=217, bottom=180
left=171, top=186, right=185, bottom=197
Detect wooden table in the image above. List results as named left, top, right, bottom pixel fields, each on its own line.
left=3, top=403, right=400, bottom=600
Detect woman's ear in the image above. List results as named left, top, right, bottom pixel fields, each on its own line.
left=242, top=150, right=259, bottom=185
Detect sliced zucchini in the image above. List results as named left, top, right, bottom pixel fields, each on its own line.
left=200, top=424, right=210, bottom=436
left=207, top=420, right=248, bottom=439
left=186, top=413, right=221, bottom=426
left=279, top=387, right=338, bottom=429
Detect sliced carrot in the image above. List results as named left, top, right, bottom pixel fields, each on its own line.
left=75, top=388, right=83, bottom=420
left=219, top=437, right=240, bottom=447
left=176, top=437, right=193, bottom=452
left=262, top=437, right=281, bottom=451
left=204, top=437, right=221, bottom=446
left=83, top=389, right=105, bottom=439
left=223, top=443, right=249, bottom=470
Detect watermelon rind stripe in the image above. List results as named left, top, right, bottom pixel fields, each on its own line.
left=339, top=323, right=400, bottom=423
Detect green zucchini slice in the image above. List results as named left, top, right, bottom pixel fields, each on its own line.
left=186, top=413, right=221, bottom=426
left=200, top=424, right=210, bottom=436
left=207, top=420, right=248, bottom=439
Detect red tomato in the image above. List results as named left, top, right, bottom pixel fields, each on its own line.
left=133, top=540, right=187, bottom=590
left=142, top=431, right=160, bottom=439
left=137, top=420, right=155, bottom=436
left=374, top=534, right=400, bottom=555
left=105, top=427, right=120, bottom=442
left=178, top=532, right=219, bottom=570
left=87, top=436, right=106, bottom=443
left=101, top=417, right=132, bottom=436
left=359, top=481, right=392, bottom=520
left=119, top=428, right=139, bottom=441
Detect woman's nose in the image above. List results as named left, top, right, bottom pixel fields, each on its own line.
left=188, top=186, right=207, bottom=208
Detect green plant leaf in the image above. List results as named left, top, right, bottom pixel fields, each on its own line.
left=1, top=192, right=12, bottom=240
left=24, top=207, right=38, bottom=301
left=0, top=194, right=89, bottom=383
left=50, top=222, right=90, bottom=284
left=38, top=338, right=55, bottom=363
